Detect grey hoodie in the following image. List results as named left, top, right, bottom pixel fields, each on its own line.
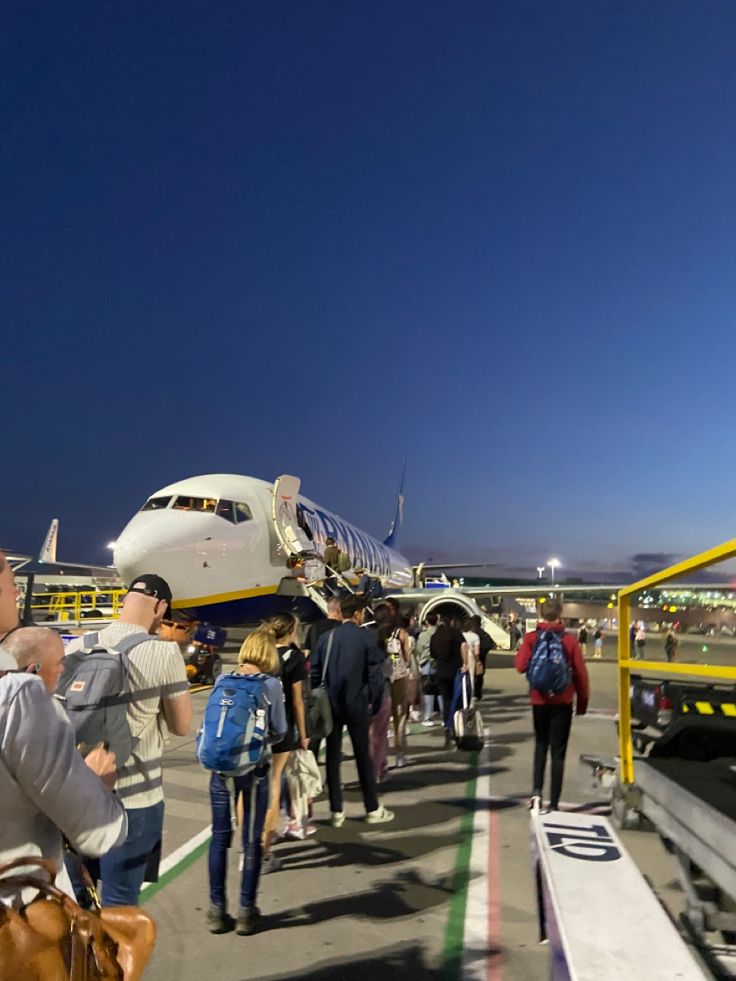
left=0, top=674, right=127, bottom=904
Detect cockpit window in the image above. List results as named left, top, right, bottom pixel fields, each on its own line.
left=215, top=500, right=253, bottom=524
left=141, top=496, right=172, bottom=511
left=234, top=502, right=252, bottom=523
left=172, top=496, right=217, bottom=513
left=215, top=500, right=234, bottom=522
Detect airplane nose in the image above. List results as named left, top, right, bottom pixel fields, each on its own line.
left=113, top=535, right=149, bottom=582
left=114, top=519, right=195, bottom=594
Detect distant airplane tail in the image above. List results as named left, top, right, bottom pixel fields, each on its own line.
left=39, top=519, right=59, bottom=563
left=383, top=461, right=406, bottom=549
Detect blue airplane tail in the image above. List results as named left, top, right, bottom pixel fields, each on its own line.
left=383, top=460, right=406, bottom=549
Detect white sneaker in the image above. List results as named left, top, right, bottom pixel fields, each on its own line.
left=396, top=754, right=407, bottom=769
left=331, top=811, right=346, bottom=828
left=365, top=806, right=395, bottom=824
left=421, top=719, right=436, bottom=727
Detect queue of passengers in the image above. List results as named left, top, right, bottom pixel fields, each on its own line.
left=0, top=551, right=492, bottom=971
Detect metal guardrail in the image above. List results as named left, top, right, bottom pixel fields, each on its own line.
left=617, top=540, right=736, bottom=785
left=30, top=588, right=127, bottom=624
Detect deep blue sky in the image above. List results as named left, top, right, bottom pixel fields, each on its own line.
left=3, top=1, right=736, bottom=578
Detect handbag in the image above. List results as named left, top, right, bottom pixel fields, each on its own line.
left=0, top=856, right=156, bottom=981
left=387, top=630, right=409, bottom=682
left=307, top=631, right=335, bottom=740
left=453, top=673, right=485, bottom=752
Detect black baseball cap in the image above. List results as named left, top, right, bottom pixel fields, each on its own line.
left=127, top=574, right=173, bottom=617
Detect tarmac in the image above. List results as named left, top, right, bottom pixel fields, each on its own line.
left=140, top=638, right=734, bottom=980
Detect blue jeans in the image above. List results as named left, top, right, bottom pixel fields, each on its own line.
left=99, top=801, right=165, bottom=906
left=208, top=765, right=270, bottom=910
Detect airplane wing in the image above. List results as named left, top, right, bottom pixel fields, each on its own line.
left=3, top=552, right=32, bottom=571
left=419, top=562, right=500, bottom=570
left=6, top=520, right=120, bottom=580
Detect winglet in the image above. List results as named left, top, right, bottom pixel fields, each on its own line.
left=383, top=461, right=406, bottom=549
left=39, top=519, right=59, bottom=563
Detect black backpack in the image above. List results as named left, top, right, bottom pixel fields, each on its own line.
left=430, top=624, right=452, bottom=661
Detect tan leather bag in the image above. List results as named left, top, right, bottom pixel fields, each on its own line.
left=0, top=857, right=156, bottom=981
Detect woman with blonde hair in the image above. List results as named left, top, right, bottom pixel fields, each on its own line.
left=206, top=628, right=286, bottom=937
left=261, top=612, right=310, bottom=868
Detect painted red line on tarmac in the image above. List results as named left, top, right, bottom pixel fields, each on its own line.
left=487, top=808, right=502, bottom=981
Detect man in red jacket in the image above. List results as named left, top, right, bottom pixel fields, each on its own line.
left=515, top=597, right=589, bottom=811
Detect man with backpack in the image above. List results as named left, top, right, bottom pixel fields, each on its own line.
left=60, top=574, right=192, bottom=906
left=430, top=615, right=468, bottom=747
left=355, top=567, right=383, bottom=603
left=515, top=597, right=589, bottom=812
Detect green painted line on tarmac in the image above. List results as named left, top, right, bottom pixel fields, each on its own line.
left=441, top=751, right=480, bottom=981
left=139, top=835, right=211, bottom=904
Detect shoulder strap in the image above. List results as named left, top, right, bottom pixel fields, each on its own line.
left=108, top=631, right=151, bottom=655
left=322, top=630, right=336, bottom=686
left=82, top=631, right=149, bottom=655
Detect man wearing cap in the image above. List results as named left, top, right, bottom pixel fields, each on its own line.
left=310, top=595, right=394, bottom=826
left=64, top=573, right=192, bottom=906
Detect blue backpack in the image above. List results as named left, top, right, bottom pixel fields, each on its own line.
left=197, top=673, right=270, bottom=775
left=526, top=629, right=572, bottom=696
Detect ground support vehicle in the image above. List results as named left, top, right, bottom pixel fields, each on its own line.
left=614, top=544, right=736, bottom=978
left=575, top=542, right=736, bottom=978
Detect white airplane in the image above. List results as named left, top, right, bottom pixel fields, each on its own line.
left=113, top=473, right=415, bottom=626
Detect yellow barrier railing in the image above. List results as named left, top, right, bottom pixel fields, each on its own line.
left=30, top=589, right=127, bottom=623
left=618, top=539, right=736, bottom=785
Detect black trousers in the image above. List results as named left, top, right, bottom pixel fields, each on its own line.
left=474, top=652, right=488, bottom=700
left=325, top=708, right=378, bottom=814
left=436, top=676, right=456, bottom=728
left=532, top=703, right=573, bottom=809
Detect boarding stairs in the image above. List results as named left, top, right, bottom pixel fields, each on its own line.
left=302, top=564, right=371, bottom=617
left=270, top=475, right=374, bottom=619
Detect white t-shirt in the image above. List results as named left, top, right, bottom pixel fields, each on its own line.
left=65, top=622, right=189, bottom=810
left=463, top=630, right=480, bottom=676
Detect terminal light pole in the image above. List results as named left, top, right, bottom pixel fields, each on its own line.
left=536, top=566, right=545, bottom=580
left=548, top=558, right=560, bottom=586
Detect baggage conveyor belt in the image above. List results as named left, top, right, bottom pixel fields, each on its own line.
left=635, top=757, right=736, bottom=910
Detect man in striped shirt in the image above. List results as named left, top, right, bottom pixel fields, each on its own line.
left=65, top=574, right=192, bottom=906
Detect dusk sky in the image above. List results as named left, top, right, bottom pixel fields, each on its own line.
left=3, top=1, right=736, bottom=579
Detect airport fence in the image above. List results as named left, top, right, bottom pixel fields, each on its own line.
left=29, top=588, right=127, bottom=624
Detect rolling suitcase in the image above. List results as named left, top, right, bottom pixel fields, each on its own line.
left=453, top=672, right=484, bottom=751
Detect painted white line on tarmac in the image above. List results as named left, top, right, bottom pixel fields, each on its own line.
left=157, top=824, right=211, bottom=879
left=461, top=730, right=496, bottom=981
